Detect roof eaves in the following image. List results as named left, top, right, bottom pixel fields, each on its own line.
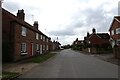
left=114, top=18, right=120, bottom=23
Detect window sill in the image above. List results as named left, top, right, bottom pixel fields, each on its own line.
left=21, top=52, right=27, bottom=55
left=21, top=35, right=26, bottom=37
left=36, top=51, right=40, bottom=52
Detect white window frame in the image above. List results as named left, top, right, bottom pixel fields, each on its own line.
left=43, top=36, right=45, bottom=42
left=111, top=30, right=114, bottom=35
left=43, top=45, right=45, bottom=50
left=36, top=33, right=39, bottom=40
left=41, top=35, right=43, bottom=40
left=46, top=45, right=48, bottom=50
left=111, top=40, right=115, bottom=48
left=36, top=44, right=39, bottom=51
left=21, top=43, right=27, bottom=55
left=117, top=39, right=120, bottom=45
left=21, top=26, right=27, bottom=36
left=75, top=42, right=77, bottom=45
left=116, top=28, right=120, bottom=34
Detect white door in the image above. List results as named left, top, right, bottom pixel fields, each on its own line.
left=112, top=40, right=115, bottom=48
left=88, top=48, right=91, bottom=53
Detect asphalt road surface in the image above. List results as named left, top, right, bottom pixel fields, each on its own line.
left=19, top=49, right=118, bottom=78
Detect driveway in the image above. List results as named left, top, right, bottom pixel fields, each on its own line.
left=18, top=49, right=118, bottom=78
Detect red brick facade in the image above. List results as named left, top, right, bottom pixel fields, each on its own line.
left=2, top=8, right=54, bottom=62
left=109, top=16, right=120, bottom=59
left=84, top=28, right=110, bottom=54
left=89, top=34, right=110, bottom=47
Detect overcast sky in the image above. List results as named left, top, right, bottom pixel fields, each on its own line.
left=2, top=0, right=119, bottom=45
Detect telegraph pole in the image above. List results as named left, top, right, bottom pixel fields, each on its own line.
left=0, top=0, right=3, bottom=79
left=57, top=37, right=58, bottom=42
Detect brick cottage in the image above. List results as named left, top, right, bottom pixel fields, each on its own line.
left=2, top=8, right=57, bottom=62
left=83, top=28, right=110, bottom=54
left=109, top=16, right=120, bottom=59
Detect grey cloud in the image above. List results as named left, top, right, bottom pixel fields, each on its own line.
left=48, top=27, right=76, bottom=36
left=3, top=1, right=20, bottom=12
left=67, top=3, right=117, bottom=34
left=49, top=3, right=117, bottom=37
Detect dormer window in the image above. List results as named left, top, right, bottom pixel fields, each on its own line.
left=21, top=26, right=26, bottom=36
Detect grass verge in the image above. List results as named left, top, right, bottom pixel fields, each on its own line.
left=2, top=71, right=20, bottom=80
left=31, top=53, right=56, bottom=63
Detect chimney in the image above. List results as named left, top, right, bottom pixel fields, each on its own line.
left=76, top=38, right=78, bottom=41
left=33, top=21, right=38, bottom=29
left=87, top=32, right=90, bottom=37
left=92, top=28, right=96, bottom=34
left=17, top=9, right=25, bottom=20
left=49, top=37, right=51, bottom=41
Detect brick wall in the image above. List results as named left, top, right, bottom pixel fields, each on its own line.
left=89, top=34, right=102, bottom=46
left=113, top=47, right=120, bottom=59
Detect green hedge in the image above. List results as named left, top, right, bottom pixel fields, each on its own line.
left=96, top=46, right=112, bottom=54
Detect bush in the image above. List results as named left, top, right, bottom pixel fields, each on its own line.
left=96, top=46, right=112, bottom=54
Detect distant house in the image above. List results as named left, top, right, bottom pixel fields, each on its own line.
left=52, top=40, right=61, bottom=51
left=72, top=38, right=84, bottom=50
left=2, top=8, right=53, bottom=62
left=73, top=38, right=83, bottom=45
left=109, top=16, right=120, bottom=58
left=83, top=28, right=110, bottom=54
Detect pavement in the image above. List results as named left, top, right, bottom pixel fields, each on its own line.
left=2, top=51, right=60, bottom=74
left=17, top=49, right=118, bottom=78
left=2, top=59, right=39, bottom=74
left=80, top=51, right=120, bottom=66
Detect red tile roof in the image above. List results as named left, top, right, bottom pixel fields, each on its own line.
left=109, top=16, right=120, bottom=31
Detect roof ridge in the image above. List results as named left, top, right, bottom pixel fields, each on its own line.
left=2, top=8, right=49, bottom=38
left=114, top=17, right=120, bottom=23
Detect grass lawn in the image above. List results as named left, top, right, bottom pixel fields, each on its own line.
left=2, top=71, right=20, bottom=80
left=31, top=53, right=56, bottom=63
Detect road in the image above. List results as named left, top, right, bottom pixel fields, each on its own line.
left=19, top=49, right=118, bottom=78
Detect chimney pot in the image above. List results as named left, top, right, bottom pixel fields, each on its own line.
left=33, top=21, right=38, bottom=29
left=17, top=9, right=25, bottom=20
left=92, top=28, right=96, bottom=34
